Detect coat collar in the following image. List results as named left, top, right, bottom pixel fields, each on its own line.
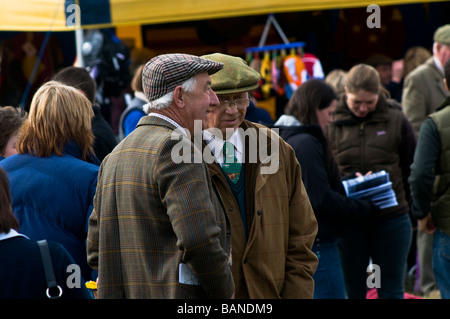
left=333, top=93, right=390, bottom=125
left=63, top=141, right=101, bottom=166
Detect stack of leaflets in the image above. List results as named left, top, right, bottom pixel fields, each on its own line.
left=342, top=170, right=398, bottom=209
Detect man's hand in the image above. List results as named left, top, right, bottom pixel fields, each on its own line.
left=418, top=213, right=436, bottom=234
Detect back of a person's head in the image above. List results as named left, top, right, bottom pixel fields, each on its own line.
left=345, top=63, right=380, bottom=94
left=325, top=69, right=347, bottom=96
left=403, top=46, right=431, bottom=78
left=0, top=106, right=27, bottom=156
left=52, top=66, right=97, bottom=104
left=285, top=79, right=337, bottom=125
left=0, top=167, right=19, bottom=233
left=17, top=81, right=95, bottom=160
left=131, top=64, right=144, bottom=93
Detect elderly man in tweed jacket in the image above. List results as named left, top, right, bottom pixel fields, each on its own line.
left=201, top=53, right=318, bottom=299
left=87, top=54, right=234, bottom=299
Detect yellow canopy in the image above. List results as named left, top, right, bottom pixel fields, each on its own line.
left=0, top=0, right=446, bottom=32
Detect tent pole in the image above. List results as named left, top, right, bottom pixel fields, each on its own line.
left=75, top=28, right=84, bottom=67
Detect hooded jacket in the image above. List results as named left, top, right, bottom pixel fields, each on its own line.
left=275, top=115, right=377, bottom=239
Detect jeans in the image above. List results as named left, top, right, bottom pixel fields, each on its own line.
left=339, top=213, right=412, bottom=299
left=312, top=238, right=347, bottom=299
left=432, top=228, right=450, bottom=299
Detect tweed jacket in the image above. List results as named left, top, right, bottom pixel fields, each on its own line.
left=87, top=115, right=234, bottom=299
left=402, top=57, right=450, bottom=136
left=205, top=120, right=318, bottom=299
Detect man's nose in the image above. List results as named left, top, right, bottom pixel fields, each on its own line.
left=210, top=90, right=220, bottom=106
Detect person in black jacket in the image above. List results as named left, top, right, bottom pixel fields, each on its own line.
left=52, top=66, right=117, bottom=161
left=0, top=167, right=91, bottom=299
left=274, top=79, right=379, bottom=299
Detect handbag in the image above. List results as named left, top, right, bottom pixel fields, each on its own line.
left=37, top=240, right=63, bottom=299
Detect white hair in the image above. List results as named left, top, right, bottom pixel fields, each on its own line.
left=143, top=76, right=198, bottom=113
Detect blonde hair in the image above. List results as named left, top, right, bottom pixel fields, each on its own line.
left=345, top=64, right=380, bottom=94
left=325, top=69, right=347, bottom=95
left=403, top=46, right=431, bottom=77
left=17, top=81, right=95, bottom=160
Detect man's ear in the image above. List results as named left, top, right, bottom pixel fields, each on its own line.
left=445, top=78, right=449, bottom=92
left=173, top=86, right=185, bottom=108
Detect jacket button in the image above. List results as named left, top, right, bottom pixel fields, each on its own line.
left=229, top=207, right=233, bottom=211
left=257, top=210, right=262, bottom=216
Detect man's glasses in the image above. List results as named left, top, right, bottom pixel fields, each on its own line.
left=219, top=98, right=250, bottom=110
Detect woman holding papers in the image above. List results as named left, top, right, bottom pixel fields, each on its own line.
left=275, top=79, right=379, bottom=299
left=325, top=64, right=416, bottom=299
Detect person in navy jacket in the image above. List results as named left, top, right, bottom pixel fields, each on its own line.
left=0, top=81, right=100, bottom=282
left=0, top=167, right=92, bottom=299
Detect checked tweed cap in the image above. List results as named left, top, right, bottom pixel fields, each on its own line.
left=142, top=53, right=224, bottom=102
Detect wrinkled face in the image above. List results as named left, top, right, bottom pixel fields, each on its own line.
left=316, top=99, right=337, bottom=131
left=435, top=43, right=450, bottom=68
left=1, top=131, right=19, bottom=158
left=345, top=89, right=379, bottom=118
left=182, top=72, right=220, bottom=132
left=206, top=92, right=249, bottom=137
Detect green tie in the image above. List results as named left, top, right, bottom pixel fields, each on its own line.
left=222, top=141, right=241, bottom=184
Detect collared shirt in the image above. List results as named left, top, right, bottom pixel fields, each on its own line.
left=149, top=112, right=188, bottom=137
left=434, top=56, right=444, bottom=75
left=0, top=229, right=29, bottom=242
left=203, top=129, right=244, bottom=166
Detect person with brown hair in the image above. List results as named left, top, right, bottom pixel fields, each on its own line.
left=52, top=66, right=117, bottom=161
left=0, top=167, right=91, bottom=299
left=325, top=63, right=416, bottom=299
left=0, top=106, right=27, bottom=160
left=0, top=81, right=100, bottom=282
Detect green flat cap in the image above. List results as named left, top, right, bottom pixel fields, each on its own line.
left=434, top=24, right=450, bottom=45
left=201, top=53, right=261, bottom=94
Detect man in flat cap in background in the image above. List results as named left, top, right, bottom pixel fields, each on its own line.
left=87, top=53, right=235, bottom=299
left=201, top=53, right=318, bottom=299
left=402, top=24, right=450, bottom=298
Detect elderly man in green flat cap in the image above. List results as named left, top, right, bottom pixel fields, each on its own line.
left=201, top=53, right=318, bottom=299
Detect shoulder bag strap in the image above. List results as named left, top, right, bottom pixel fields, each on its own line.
left=37, top=240, right=63, bottom=299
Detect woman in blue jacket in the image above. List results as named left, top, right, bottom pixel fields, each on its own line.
left=0, top=81, right=100, bottom=282
left=275, top=79, right=379, bottom=299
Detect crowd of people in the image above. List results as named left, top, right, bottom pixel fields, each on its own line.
left=1, top=23, right=450, bottom=300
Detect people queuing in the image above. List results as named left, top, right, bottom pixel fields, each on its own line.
left=2, top=24, right=450, bottom=300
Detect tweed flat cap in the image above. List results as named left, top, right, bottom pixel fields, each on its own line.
left=142, top=53, right=224, bottom=102
left=201, top=53, right=261, bottom=95
left=434, top=24, right=450, bottom=45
